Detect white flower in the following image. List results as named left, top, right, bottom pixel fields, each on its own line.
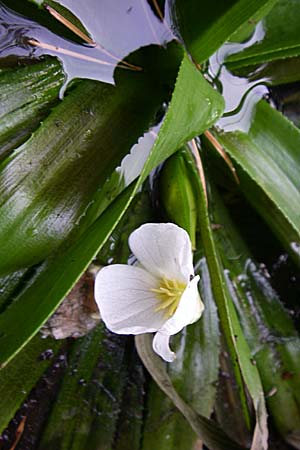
left=94, top=223, right=204, bottom=362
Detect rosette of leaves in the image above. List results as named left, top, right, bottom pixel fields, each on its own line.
left=0, top=1, right=300, bottom=450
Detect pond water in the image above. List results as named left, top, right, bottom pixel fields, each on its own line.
left=0, top=0, right=174, bottom=89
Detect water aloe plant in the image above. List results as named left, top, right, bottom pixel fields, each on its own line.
left=0, top=1, right=299, bottom=449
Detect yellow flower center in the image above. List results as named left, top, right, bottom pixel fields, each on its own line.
left=151, top=277, right=186, bottom=318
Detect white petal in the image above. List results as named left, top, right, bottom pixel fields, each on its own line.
left=128, top=223, right=194, bottom=283
left=94, top=265, right=166, bottom=334
left=152, top=332, right=176, bottom=362
left=158, top=275, right=204, bottom=336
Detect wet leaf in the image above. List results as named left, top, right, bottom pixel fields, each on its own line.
left=142, top=379, right=199, bottom=450
left=170, top=0, right=278, bottom=63
left=0, top=57, right=64, bottom=160
left=168, top=256, right=220, bottom=419
left=0, top=44, right=180, bottom=275
left=0, top=335, right=61, bottom=433
left=209, top=182, right=300, bottom=448
left=137, top=53, right=224, bottom=181
left=214, top=100, right=300, bottom=268
left=37, top=325, right=132, bottom=450
left=159, top=150, right=198, bottom=248
left=0, top=186, right=132, bottom=368
left=182, top=149, right=269, bottom=450
left=136, top=333, right=245, bottom=450
left=0, top=53, right=223, bottom=368
left=226, top=0, right=300, bottom=72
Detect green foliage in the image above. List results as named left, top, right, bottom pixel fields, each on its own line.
left=171, top=0, right=278, bottom=63
left=0, top=1, right=299, bottom=449
left=226, top=0, right=300, bottom=69
left=0, top=58, right=64, bottom=159
left=0, top=335, right=61, bottom=431
left=209, top=183, right=300, bottom=447
left=214, top=100, right=300, bottom=268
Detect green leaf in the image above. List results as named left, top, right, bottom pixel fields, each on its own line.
left=0, top=53, right=224, bottom=368
left=171, top=0, right=278, bottom=63
left=234, top=56, right=300, bottom=86
left=0, top=269, right=28, bottom=312
left=157, top=148, right=220, bottom=420
left=0, top=335, right=61, bottom=433
left=37, top=325, right=131, bottom=450
left=0, top=187, right=132, bottom=368
left=0, top=58, right=64, bottom=160
left=135, top=334, right=245, bottom=450
left=214, top=100, right=300, bottom=267
left=159, top=151, right=198, bottom=248
left=137, top=54, right=224, bottom=182
left=25, top=191, right=150, bottom=450
left=228, top=1, right=277, bottom=44
left=209, top=183, right=300, bottom=447
left=226, top=0, right=300, bottom=71
left=112, top=351, right=145, bottom=450
left=142, top=380, right=199, bottom=450
left=215, top=342, right=252, bottom=446
left=0, top=44, right=180, bottom=275
left=183, top=149, right=269, bottom=450
left=168, top=255, right=220, bottom=419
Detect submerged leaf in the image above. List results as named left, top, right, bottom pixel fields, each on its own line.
left=183, top=149, right=269, bottom=450
left=135, top=334, right=244, bottom=450
left=0, top=335, right=61, bottom=433
left=37, top=325, right=130, bottom=450
left=209, top=182, right=300, bottom=448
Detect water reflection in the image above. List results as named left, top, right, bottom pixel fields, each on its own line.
left=0, top=0, right=174, bottom=89
left=85, top=124, right=160, bottom=223
left=211, top=22, right=269, bottom=132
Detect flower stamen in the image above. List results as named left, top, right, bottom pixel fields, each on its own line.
left=151, top=277, right=186, bottom=318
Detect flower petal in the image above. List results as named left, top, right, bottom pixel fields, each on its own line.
left=152, top=332, right=176, bottom=362
left=128, top=223, right=194, bottom=282
left=158, top=275, right=204, bottom=336
left=94, top=264, right=166, bottom=334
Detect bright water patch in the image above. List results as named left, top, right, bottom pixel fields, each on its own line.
left=0, top=0, right=174, bottom=90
